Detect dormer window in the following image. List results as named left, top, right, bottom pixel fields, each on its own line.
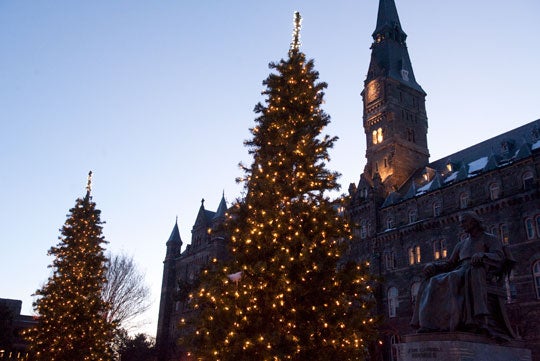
left=401, top=69, right=409, bottom=81
left=489, top=183, right=501, bottom=200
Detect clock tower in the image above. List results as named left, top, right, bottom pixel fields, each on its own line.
left=362, top=0, right=429, bottom=194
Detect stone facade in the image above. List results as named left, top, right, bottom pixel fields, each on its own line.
left=156, top=197, right=229, bottom=361
left=156, top=1, right=540, bottom=360
left=347, top=0, right=540, bottom=360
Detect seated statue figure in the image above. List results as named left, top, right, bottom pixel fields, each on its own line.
left=411, top=211, right=515, bottom=340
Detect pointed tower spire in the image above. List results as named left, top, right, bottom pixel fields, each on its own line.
left=289, top=11, right=302, bottom=55
left=362, top=0, right=429, bottom=196
left=374, top=0, right=402, bottom=37
left=214, top=191, right=228, bottom=220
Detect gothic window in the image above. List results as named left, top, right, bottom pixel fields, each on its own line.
left=459, top=192, right=469, bottom=209
left=408, top=246, right=421, bottom=265
left=522, top=171, right=535, bottom=190
left=388, top=287, right=399, bottom=317
left=533, top=261, right=540, bottom=299
left=407, top=128, right=416, bottom=143
left=371, top=127, right=383, bottom=144
left=386, top=216, right=394, bottom=230
left=385, top=252, right=397, bottom=270
left=433, top=202, right=441, bottom=217
left=360, top=220, right=368, bottom=239
left=525, top=218, right=536, bottom=240
left=408, top=208, right=418, bottom=223
left=433, top=240, right=447, bottom=260
left=500, top=224, right=509, bottom=244
left=411, top=282, right=421, bottom=304
left=489, top=183, right=501, bottom=200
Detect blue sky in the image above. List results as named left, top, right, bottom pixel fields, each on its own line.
left=1, top=0, right=539, bottom=336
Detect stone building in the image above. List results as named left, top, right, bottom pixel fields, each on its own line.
left=156, top=196, right=229, bottom=361
left=347, top=0, right=540, bottom=359
left=156, top=1, right=540, bottom=360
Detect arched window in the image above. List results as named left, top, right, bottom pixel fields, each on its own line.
left=386, top=216, right=394, bottom=230
left=489, top=183, right=501, bottom=200
left=372, top=127, right=384, bottom=144
left=408, top=209, right=418, bottom=223
left=408, top=246, right=421, bottom=265
left=459, top=192, right=469, bottom=209
left=388, top=287, right=399, bottom=317
left=360, top=220, right=367, bottom=239
left=525, top=218, right=536, bottom=240
left=385, top=251, right=396, bottom=270
left=533, top=261, right=540, bottom=299
left=433, top=240, right=447, bottom=260
left=522, top=171, right=534, bottom=190
left=433, top=202, right=441, bottom=217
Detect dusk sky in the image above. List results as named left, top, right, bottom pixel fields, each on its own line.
left=1, top=0, right=539, bottom=336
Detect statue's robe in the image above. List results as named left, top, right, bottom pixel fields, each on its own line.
left=411, top=232, right=504, bottom=332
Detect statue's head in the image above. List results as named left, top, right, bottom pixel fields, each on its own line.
left=459, top=211, right=484, bottom=233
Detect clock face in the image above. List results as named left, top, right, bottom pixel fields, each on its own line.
left=366, top=81, right=381, bottom=102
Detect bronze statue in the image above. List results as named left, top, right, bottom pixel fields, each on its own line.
left=411, top=211, right=516, bottom=340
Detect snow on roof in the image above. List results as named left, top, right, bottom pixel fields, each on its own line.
left=533, top=140, right=540, bottom=150
left=445, top=171, right=458, bottom=183
left=468, top=157, right=488, bottom=175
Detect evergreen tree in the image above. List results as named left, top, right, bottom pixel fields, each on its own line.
left=24, top=172, right=114, bottom=360
left=185, top=13, right=376, bottom=360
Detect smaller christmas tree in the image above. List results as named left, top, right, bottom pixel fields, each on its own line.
left=24, top=172, right=114, bottom=361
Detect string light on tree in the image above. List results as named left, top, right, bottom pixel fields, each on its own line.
left=23, top=172, right=114, bottom=360
left=181, top=12, right=377, bottom=361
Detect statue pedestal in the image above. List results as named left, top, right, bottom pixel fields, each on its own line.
left=396, top=333, right=531, bottom=361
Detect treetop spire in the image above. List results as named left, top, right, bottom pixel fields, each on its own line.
left=85, top=170, right=93, bottom=199
left=289, top=11, right=302, bottom=55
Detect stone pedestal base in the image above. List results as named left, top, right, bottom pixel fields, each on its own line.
left=396, top=333, right=531, bottom=361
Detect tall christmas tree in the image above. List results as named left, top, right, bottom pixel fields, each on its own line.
left=24, top=172, right=114, bottom=361
left=185, top=13, right=376, bottom=360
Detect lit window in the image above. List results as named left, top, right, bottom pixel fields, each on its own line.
left=408, top=246, right=421, bottom=265
left=459, top=192, right=469, bottom=209
left=372, top=128, right=384, bottom=144
left=523, top=171, right=534, bottom=190
left=525, top=218, right=536, bottom=240
left=500, top=224, right=509, bottom=245
left=388, top=287, right=399, bottom=317
left=433, top=202, right=441, bottom=217
left=408, top=209, right=417, bottom=223
left=433, top=240, right=447, bottom=260
left=489, top=183, right=501, bottom=200
left=533, top=261, right=540, bottom=299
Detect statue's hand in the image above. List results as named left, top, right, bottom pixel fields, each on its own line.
left=471, top=252, right=485, bottom=266
left=423, top=263, right=436, bottom=278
